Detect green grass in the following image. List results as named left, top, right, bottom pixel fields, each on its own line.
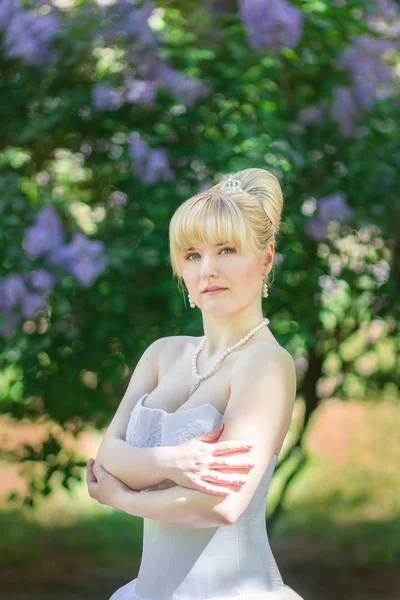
left=0, top=506, right=143, bottom=569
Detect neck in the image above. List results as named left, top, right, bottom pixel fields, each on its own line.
left=200, top=309, right=267, bottom=361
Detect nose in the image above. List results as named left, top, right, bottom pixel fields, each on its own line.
left=200, top=254, right=219, bottom=279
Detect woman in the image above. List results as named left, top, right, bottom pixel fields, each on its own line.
left=87, top=167, right=304, bottom=599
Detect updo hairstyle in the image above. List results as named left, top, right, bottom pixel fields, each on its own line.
left=168, top=167, right=283, bottom=295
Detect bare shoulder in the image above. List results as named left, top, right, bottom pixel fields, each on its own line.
left=152, top=334, right=192, bottom=371
left=240, top=339, right=294, bottom=366
left=232, top=340, right=296, bottom=392
left=154, top=335, right=191, bottom=353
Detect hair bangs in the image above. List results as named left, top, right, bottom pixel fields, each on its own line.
left=169, top=193, right=254, bottom=277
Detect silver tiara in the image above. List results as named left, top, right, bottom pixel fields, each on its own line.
left=221, top=174, right=244, bottom=192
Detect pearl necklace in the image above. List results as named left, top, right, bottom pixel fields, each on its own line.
left=190, top=317, right=270, bottom=395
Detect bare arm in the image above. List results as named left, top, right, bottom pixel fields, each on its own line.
left=113, top=481, right=230, bottom=528
left=96, top=438, right=176, bottom=491
left=95, top=337, right=176, bottom=491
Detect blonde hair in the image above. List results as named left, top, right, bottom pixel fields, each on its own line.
left=168, top=167, right=283, bottom=293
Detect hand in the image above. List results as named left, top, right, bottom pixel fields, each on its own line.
left=86, top=458, right=131, bottom=508
left=164, top=424, right=255, bottom=497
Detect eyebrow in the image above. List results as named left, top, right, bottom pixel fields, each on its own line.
left=186, top=242, right=229, bottom=251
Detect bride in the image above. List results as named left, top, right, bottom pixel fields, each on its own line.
left=86, top=168, right=305, bottom=599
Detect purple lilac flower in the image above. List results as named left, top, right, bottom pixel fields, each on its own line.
left=239, top=0, right=303, bottom=51
left=124, top=77, right=158, bottom=106
left=128, top=133, right=175, bottom=184
left=0, top=273, right=46, bottom=338
left=337, top=35, right=394, bottom=110
left=374, top=0, right=397, bottom=19
left=2, top=273, right=27, bottom=309
left=0, top=0, right=20, bottom=30
left=24, top=206, right=64, bottom=259
left=28, top=269, right=55, bottom=294
left=0, top=313, right=21, bottom=339
left=134, top=53, right=161, bottom=81
left=21, top=292, right=47, bottom=319
left=107, top=0, right=158, bottom=51
left=0, top=280, right=4, bottom=313
left=306, top=193, right=354, bottom=242
left=48, top=231, right=108, bottom=287
left=318, top=193, right=354, bottom=223
left=305, top=218, right=328, bottom=242
left=156, top=62, right=212, bottom=107
left=92, top=82, right=125, bottom=111
left=143, top=148, right=174, bottom=184
left=69, top=255, right=109, bottom=287
left=129, top=134, right=151, bottom=177
left=3, top=9, right=61, bottom=66
left=331, top=86, right=357, bottom=137
left=368, top=0, right=400, bottom=38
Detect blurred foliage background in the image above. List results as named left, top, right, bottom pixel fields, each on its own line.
left=0, top=0, right=399, bottom=598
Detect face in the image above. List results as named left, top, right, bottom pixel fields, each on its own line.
left=179, top=240, right=274, bottom=314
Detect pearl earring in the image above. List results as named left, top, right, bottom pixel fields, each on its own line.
left=187, top=290, right=195, bottom=308
left=262, top=276, right=269, bottom=298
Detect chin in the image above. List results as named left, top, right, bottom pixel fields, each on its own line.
left=201, top=305, right=233, bottom=316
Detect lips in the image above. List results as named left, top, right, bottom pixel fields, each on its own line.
left=203, top=287, right=227, bottom=293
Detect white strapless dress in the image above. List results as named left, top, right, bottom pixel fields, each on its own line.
left=109, top=393, right=305, bottom=600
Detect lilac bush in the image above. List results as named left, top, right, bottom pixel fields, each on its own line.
left=23, top=206, right=108, bottom=288
left=48, top=232, right=108, bottom=287
left=1, top=1, right=61, bottom=66
left=239, top=0, right=303, bottom=51
left=105, top=0, right=159, bottom=50
left=28, top=270, right=56, bottom=294
left=124, top=76, right=158, bottom=106
left=0, top=273, right=48, bottom=337
left=306, top=193, right=355, bottom=242
left=92, top=82, right=125, bottom=111
left=24, top=207, right=64, bottom=260
left=337, top=34, right=396, bottom=110
left=0, top=205, right=108, bottom=338
left=330, top=86, right=357, bottom=138
left=0, top=0, right=398, bottom=509
left=128, top=134, right=174, bottom=183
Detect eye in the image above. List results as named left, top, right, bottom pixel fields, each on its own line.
left=185, top=247, right=235, bottom=260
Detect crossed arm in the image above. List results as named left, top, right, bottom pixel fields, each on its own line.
left=89, top=344, right=296, bottom=528
left=92, top=439, right=230, bottom=528
left=88, top=461, right=231, bottom=528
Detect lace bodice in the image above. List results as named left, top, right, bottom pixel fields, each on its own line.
left=125, top=392, right=224, bottom=447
